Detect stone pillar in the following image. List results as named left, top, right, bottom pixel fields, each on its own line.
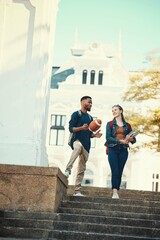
left=0, top=0, right=60, bottom=166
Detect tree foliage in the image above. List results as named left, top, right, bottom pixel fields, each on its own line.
left=123, top=54, right=160, bottom=152
left=125, top=109, right=160, bottom=152
left=123, top=71, right=160, bottom=101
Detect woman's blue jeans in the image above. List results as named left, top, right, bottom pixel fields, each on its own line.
left=108, top=145, right=128, bottom=190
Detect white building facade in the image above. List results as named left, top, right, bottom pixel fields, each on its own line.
left=46, top=41, right=138, bottom=190
left=0, top=0, right=59, bottom=166
left=46, top=41, right=160, bottom=191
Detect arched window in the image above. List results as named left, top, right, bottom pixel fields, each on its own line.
left=90, top=70, right=95, bottom=85
left=98, top=70, right=103, bottom=85
left=82, top=69, right=87, bottom=84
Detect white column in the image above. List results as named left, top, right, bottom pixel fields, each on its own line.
left=0, top=0, right=60, bottom=166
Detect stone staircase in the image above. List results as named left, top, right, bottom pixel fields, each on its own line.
left=0, top=186, right=160, bottom=240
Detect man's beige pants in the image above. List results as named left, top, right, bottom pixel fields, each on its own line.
left=66, top=140, right=89, bottom=192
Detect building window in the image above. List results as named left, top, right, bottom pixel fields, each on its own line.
left=152, top=173, right=159, bottom=192
left=107, top=173, right=127, bottom=189
left=90, top=70, right=95, bottom=85
left=82, top=169, right=94, bottom=186
left=98, top=70, right=103, bottom=85
left=49, top=115, right=66, bottom=146
left=82, top=69, right=87, bottom=84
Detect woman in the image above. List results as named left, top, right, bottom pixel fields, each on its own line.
left=105, top=104, right=136, bottom=199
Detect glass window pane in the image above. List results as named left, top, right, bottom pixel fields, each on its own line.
left=98, top=71, right=103, bottom=85
left=51, top=115, right=56, bottom=126
left=56, top=115, right=61, bottom=126
left=49, top=115, right=66, bottom=145
left=51, top=115, right=66, bottom=127
left=57, top=130, right=65, bottom=145
left=49, top=129, right=57, bottom=145
left=61, top=115, right=66, bottom=126
left=90, top=70, right=95, bottom=85
left=82, top=70, right=87, bottom=84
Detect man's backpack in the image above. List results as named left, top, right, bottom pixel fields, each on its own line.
left=105, top=121, right=131, bottom=155
left=68, top=110, right=82, bottom=149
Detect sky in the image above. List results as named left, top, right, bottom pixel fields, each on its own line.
left=53, top=0, right=160, bottom=71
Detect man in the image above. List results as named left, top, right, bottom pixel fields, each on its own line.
left=64, top=96, right=102, bottom=196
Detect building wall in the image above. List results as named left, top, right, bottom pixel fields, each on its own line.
left=0, top=0, right=59, bottom=166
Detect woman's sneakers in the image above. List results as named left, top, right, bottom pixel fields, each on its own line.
left=112, top=189, right=119, bottom=199
left=112, top=192, right=119, bottom=199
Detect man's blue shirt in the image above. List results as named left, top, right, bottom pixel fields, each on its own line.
left=69, top=110, right=93, bottom=153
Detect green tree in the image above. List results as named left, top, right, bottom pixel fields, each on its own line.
left=125, top=109, right=160, bottom=152
left=123, top=55, right=160, bottom=152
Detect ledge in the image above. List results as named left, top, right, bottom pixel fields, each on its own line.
left=0, top=164, right=68, bottom=212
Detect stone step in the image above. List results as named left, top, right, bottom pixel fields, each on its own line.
left=51, top=220, right=160, bottom=238
left=1, top=211, right=160, bottom=230
left=2, top=212, right=160, bottom=230
left=1, top=187, right=160, bottom=240
left=54, top=213, right=160, bottom=228
left=0, top=238, right=43, bottom=240
left=0, top=210, right=56, bottom=220
left=1, top=224, right=160, bottom=240
left=0, top=226, right=49, bottom=239
left=2, top=202, right=160, bottom=221
left=68, top=195, right=160, bottom=208
left=56, top=193, right=160, bottom=239
left=0, top=238, right=58, bottom=240
left=59, top=206, right=160, bottom=220
left=1, top=218, right=54, bottom=229
left=47, top=230, right=160, bottom=240
left=61, top=199, right=160, bottom=215
left=67, top=186, right=160, bottom=201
